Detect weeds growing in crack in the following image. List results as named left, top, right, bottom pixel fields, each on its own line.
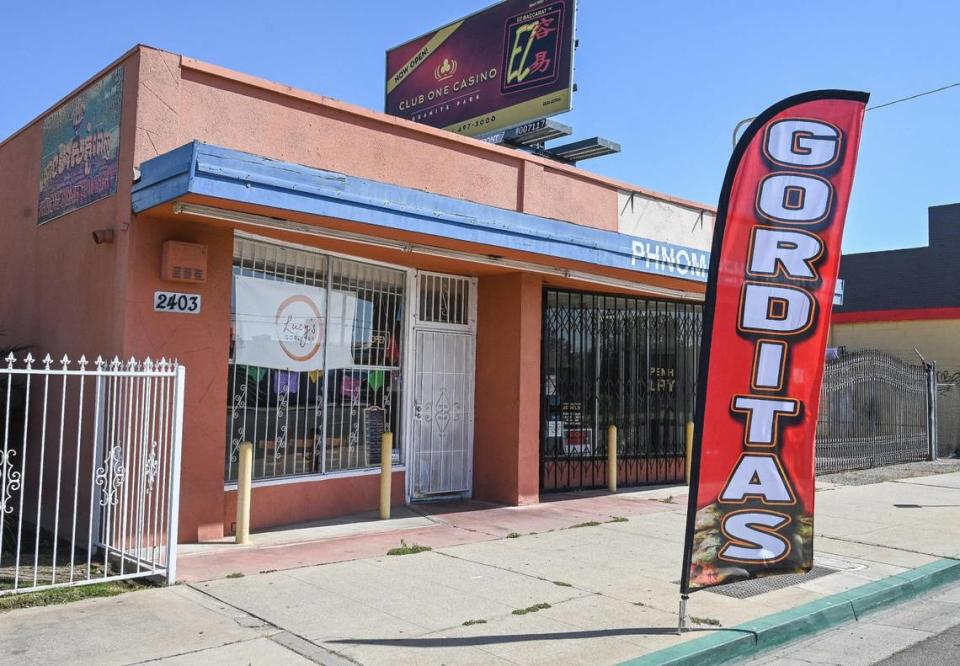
left=512, top=602, right=552, bottom=616
left=387, top=540, right=432, bottom=556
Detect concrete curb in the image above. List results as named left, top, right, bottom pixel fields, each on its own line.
left=620, top=556, right=960, bottom=666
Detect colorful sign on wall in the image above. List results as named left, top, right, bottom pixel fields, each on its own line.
left=385, top=0, right=576, bottom=137
left=38, top=66, right=124, bottom=224
left=681, top=90, right=868, bottom=594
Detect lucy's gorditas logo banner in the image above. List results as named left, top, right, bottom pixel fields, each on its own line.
left=681, top=91, right=868, bottom=593
left=385, top=0, right=575, bottom=137
left=234, top=276, right=359, bottom=371
left=38, top=66, right=123, bottom=224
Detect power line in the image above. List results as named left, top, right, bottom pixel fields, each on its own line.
left=867, top=81, right=960, bottom=111
left=732, top=80, right=960, bottom=146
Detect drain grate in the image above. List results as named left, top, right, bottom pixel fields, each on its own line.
left=705, top=565, right=838, bottom=599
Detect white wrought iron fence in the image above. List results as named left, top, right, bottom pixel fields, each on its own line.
left=0, top=354, right=184, bottom=596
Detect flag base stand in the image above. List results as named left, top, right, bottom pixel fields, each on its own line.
left=677, top=594, right=690, bottom=635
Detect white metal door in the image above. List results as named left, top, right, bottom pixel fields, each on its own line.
left=408, top=272, right=476, bottom=499
left=411, top=331, right=473, bottom=496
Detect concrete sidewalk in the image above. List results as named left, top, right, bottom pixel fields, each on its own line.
left=174, top=489, right=685, bottom=583
left=2, top=465, right=959, bottom=665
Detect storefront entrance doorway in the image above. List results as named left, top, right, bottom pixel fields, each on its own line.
left=408, top=272, right=477, bottom=500
left=540, top=289, right=703, bottom=492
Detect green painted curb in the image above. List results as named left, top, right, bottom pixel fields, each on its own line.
left=619, top=556, right=960, bottom=666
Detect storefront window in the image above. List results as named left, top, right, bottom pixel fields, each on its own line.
left=540, top=289, right=702, bottom=491
left=225, top=238, right=405, bottom=482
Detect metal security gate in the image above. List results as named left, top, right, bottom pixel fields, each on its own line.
left=937, top=382, right=960, bottom=458
left=541, top=289, right=702, bottom=491
left=816, top=350, right=932, bottom=474
left=0, top=354, right=184, bottom=596
left=408, top=272, right=476, bottom=499
left=411, top=331, right=473, bottom=497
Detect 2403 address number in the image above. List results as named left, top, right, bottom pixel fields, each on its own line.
left=154, top=291, right=201, bottom=314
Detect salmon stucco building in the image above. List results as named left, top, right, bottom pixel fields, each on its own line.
left=0, top=46, right=715, bottom=544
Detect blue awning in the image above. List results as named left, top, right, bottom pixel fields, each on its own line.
left=132, top=142, right=709, bottom=284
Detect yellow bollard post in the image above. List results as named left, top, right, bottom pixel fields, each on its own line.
left=607, top=425, right=617, bottom=493
left=380, top=432, right=393, bottom=520
left=685, top=422, right=695, bottom=486
left=236, top=441, right=253, bottom=545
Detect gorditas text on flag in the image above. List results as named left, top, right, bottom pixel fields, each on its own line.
left=682, top=91, right=868, bottom=592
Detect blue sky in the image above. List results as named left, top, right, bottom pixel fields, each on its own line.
left=3, top=1, right=958, bottom=253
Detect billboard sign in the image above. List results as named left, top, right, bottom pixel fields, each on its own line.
left=681, top=91, right=868, bottom=594
left=38, top=66, right=123, bottom=224
left=385, top=0, right=576, bottom=137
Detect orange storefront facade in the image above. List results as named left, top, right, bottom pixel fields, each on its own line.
left=0, top=46, right=714, bottom=544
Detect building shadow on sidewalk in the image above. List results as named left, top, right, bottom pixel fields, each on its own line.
left=329, top=626, right=753, bottom=648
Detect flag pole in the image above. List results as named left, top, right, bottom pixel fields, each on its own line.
left=677, top=594, right=689, bottom=634
left=674, top=93, right=749, bottom=636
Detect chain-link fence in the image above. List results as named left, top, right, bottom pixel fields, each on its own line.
left=816, top=350, right=933, bottom=474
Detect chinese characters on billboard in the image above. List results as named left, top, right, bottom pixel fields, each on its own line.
left=38, top=66, right=123, bottom=224
left=385, top=0, right=576, bottom=137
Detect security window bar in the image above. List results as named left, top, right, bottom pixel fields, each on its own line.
left=540, top=289, right=702, bottom=491
left=325, top=258, right=404, bottom=473
left=226, top=239, right=404, bottom=483
left=418, top=273, right=470, bottom=326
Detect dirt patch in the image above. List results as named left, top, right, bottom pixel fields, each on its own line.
left=819, top=459, right=960, bottom=486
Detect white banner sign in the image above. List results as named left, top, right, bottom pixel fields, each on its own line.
left=234, top=275, right=357, bottom=370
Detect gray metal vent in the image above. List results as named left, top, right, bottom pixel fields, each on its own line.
left=706, top=565, right=838, bottom=599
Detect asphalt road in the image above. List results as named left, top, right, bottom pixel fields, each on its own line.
left=881, top=623, right=960, bottom=665
left=750, top=579, right=960, bottom=665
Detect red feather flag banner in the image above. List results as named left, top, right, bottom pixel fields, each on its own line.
left=680, top=90, right=868, bottom=606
